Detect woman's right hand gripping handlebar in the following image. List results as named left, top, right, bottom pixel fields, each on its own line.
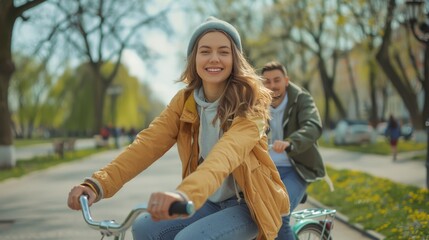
left=67, top=183, right=98, bottom=210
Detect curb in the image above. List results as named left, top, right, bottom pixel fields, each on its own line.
left=307, top=196, right=386, bottom=240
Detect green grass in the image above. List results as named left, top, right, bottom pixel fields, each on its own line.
left=314, top=135, right=428, bottom=239
left=308, top=166, right=429, bottom=239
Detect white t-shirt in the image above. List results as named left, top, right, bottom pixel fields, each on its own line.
left=268, top=94, right=291, bottom=167
left=194, top=88, right=239, bottom=202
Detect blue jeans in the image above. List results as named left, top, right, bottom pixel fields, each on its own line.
left=276, top=166, right=308, bottom=240
left=132, top=196, right=257, bottom=240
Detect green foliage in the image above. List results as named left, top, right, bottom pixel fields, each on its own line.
left=9, top=53, right=54, bottom=136
left=308, top=166, right=429, bottom=239
left=102, top=63, right=156, bottom=129
left=10, top=48, right=167, bottom=138
left=58, top=64, right=96, bottom=132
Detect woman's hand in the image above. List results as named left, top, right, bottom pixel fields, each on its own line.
left=148, top=192, right=185, bottom=221
left=67, top=184, right=97, bottom=210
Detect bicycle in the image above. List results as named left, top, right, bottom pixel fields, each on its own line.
left=290, top=193, right=336, bottom=240
left=79, top=194, right=336, bottom=240
left=79, top=195, right=195, bottom=240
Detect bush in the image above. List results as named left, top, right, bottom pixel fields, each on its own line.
left=308, top=166, right=429, bottom=239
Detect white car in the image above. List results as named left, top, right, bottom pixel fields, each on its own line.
left=334, top=120, right=375, bottom=145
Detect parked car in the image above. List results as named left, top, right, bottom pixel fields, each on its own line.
left=376, top=122, right=414, bottom=140
left=334, top=119, right=375, bottom=145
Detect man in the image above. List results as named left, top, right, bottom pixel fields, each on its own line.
left=261, top=61, right=329, bottom=239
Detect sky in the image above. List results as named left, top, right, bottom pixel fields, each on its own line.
left=121, top=37, right=186, bottom=105
left=122, top=10, right=190, bottom=104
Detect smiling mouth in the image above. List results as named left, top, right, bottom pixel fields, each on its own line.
left=271, top=91, right=281, bottom=99
left=206, top=67, right=222, bottom=72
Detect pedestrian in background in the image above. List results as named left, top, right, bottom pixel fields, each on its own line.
left=67, top=17, right=289, bottom=240
left=261, top=61, right=332, bottom=240
left=385, top=115, right=401, bottom=161
left=127, top=127, right=137, bottom=144
left=100, top=125, right=110, bottom=147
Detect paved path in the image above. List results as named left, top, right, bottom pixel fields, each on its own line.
left=0, top=147, right=181, bottom=240
left=320, top=147, right=427, bottom=189
left=16, top=138, right=427, bottom=189
left=0, top=145, right=380, bottom=240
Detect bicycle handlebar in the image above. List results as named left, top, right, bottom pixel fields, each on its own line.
left=79, top=195, right=195, bottom=236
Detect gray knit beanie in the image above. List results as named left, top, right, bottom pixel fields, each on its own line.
left=187, top=16, right=242, bottom=56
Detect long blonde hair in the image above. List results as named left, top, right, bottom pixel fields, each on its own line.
left=179, top=30, right=272, bottom=132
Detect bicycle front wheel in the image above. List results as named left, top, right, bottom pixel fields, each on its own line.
left=296, top=222, right=332, bottom=240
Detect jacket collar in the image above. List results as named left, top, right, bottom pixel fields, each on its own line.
left=282, top=82, right=304, bottom=128
left=180, top=90, right=199, bottom=124
left=286, top=82, right=302, bottom=104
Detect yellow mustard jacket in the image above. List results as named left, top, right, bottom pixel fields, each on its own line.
left=91, top=89, right=290, bottom=239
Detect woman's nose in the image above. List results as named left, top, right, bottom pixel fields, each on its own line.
left=209, top=53, right=220, bottom=62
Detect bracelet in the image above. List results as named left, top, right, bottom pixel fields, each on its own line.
left=80, top=182, right=99, bottom=198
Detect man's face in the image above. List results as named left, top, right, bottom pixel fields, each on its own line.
left=262, top=69, right=289, bottom=108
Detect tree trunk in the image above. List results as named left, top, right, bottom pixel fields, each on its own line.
left=422, top=46, right=429, bottom=127
left=368, top=59, right=378, bottom=126
left=318, top=58, right=347, bottom=120
left=345, top=53, right=360, bottom=119
left=0, top=0, right=47, bottom=168
left=0, top=3, right=16, bottom=168
left=376, top=0, right=423, bottom=130
left=93, top=73, right=105, bottom=135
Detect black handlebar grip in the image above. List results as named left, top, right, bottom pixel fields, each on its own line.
left=168, top=201, right=195, bottom=216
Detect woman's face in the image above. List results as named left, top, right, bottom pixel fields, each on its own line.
left=196, top=31, right=233, bottom=91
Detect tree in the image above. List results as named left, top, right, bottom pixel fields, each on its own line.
left=376, top=0, right=428, bottom=130
left=277, top=0, right=347, bottom=126
left=46, top=62, right=162, bottom=135
left=9, top=53, right=54, bottom=138
left=0, top=0, right=47, bottom=168
left=41, top=0, right=172, bottom=135
left=343, top=0, right=389, bottom=125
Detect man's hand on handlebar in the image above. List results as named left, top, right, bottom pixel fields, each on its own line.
left=67, top=184, right=97, bottom=210
left=271, top=140, right=290, bottom=153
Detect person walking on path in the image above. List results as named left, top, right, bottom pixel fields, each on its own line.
left=67, top=17, right=289, bottom=240
left=261, top=61, right=332, bottom=240
left=385, top=115, right=401, bottom=161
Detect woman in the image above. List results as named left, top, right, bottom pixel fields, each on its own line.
left=67, top=16, right=289, bottom=240
left=385, top=115, right=401, bottom=161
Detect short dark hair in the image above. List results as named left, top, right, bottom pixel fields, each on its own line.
left=261, top=61, right=288, bottom=76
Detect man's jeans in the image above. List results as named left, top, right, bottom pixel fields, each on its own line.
left=276, top=166, right=308, bottom=240
left=132, top=196, right=257, bottom=240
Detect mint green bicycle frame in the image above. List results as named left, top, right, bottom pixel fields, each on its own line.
left=292, top=208, right=336, bottom=239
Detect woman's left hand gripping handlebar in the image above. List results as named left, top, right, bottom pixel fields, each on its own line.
left=148, top=192, right=186, bottom=221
